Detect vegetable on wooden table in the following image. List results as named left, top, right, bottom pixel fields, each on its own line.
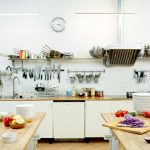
left=4, top=116, right=13, bottom=127
left=115, top=110, right=128, bottom=117
left=143, top=112, right=150, bottom=118
left=119, top=114, right=144, bottom=128
left=128, top=112, right=136, bottom=117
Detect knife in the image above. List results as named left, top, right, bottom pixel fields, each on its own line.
left=57, top=65, right=59, bottom=83
left=50, top=65, right=52, bottom=80
left=57, top=64, right=61, bottom=83
left=59, top=64, right=61, bottom=83
left=53, top=64, right=55, bottom=79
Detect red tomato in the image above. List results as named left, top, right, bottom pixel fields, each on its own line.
left=121, top=110, right=128, bottom=117
left=4, top=116, right=13, bottom=127
left=120, top=111, right=124, bottom=117
left=144, top=112, right=150, bottom=118
left=146, top=112, right=150, bottom=115
left=115, top=112, right=121, bottom=117
left=115, top=110, right=128, bottom=117
left=143, top=112, right=148, bottom=116
left=123, top=110, right=128, bottom=114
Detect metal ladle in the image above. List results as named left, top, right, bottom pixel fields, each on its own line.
left=85, top=74, right=93, bottom=83
left=93, top=73, right=101, bottom=83
left=76, top=74, right=84, bottom=83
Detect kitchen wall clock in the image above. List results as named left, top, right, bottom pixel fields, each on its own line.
left=51, top=17, right=66, bottom=32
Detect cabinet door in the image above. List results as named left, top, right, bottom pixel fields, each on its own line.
left=0, top=101, right=21, bottom=113
left=53, top=102, right=85, bottom=138
left=85, top=101, right=111, bottom=137
left=22, top=101, right=53, bottom=138
left=111, top=100, right=134, bottom=113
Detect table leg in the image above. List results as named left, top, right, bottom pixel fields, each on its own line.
left=27, top=134, right=41, bottom=150
left=104, top=130, right=119, bottom=150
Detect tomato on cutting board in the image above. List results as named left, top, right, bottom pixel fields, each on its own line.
left=115, top=111, right=121, bottom=117
left=143, top=112, right=150, bottom=118
left=115, top=110, right=128, bottom=117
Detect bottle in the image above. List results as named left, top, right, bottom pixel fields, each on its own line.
left=66, top=89, right=71, bottom=97
left=22, top=50, right=26, bottom=59
left=71, top=85, right=77, bottom=97
left=19, top=50, right=23, bottom=59
left=91, top=88, right=95, bottom=97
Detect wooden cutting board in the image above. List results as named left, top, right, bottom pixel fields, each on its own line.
left=102, top=119, right=150, bottom=134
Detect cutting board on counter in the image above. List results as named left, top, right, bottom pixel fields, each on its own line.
left=102, top=120, right=150, bottom=134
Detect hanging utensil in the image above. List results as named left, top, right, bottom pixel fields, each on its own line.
left=53, top=64, right=55, bottom=79
left=103, top=50, right=108, bottom=65
left=33, top=68, right=36, bottom=81
left=0, top=75, right=3, bottom=86
left=44, top=66, right=47, bottom=80
left=44, top=44, right=52, bottom=51
left=49, top=65, right=52, bottom=80
left=42, top=46, right=51, bottom=52
left=57, top=65, right=60, bottom=83
left=59, top=64, right=61, bottom=83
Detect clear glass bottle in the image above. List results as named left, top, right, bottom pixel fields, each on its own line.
left=71, top=85, right=77, bottom=97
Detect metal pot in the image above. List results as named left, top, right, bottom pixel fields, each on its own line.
left=35, top=83, right=45, bottom=92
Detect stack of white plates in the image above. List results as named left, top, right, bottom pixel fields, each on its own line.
left=133, top=93, right=150, bottom=114
left=16, top=104, right=35, bottom=119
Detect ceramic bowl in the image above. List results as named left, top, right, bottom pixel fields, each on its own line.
left=144, top=136, right=150, bottom=143
left=1, top=132, right=16, bottom=143
left=10, top=122, right=26, bottom=129
left=133, top=93, right=150, bottom=114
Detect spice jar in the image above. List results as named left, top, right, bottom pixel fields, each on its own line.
left=91, top=88, right=95, bottom=97
left=95, top=91, right=103, bottom=97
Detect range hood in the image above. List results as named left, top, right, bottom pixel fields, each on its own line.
left=103, top=46, right=141, bottom=66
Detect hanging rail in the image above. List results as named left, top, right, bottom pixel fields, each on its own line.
left=68, top=69, right=105, bottom=74
left=134, top=69, right=150, bottom=72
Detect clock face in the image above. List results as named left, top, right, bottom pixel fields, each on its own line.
left=51, top=17, right=66, bottom=32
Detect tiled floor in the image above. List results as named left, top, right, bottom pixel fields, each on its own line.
left=37, top=139, right=124, bottom=150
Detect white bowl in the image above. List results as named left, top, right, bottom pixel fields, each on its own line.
left=1, top=132, right=16, bottom=143
left=16, top=104, right=35, bottom=119
left=145, top=136, right=150, bottom=143
left=133, top=93, right=150, bottom=114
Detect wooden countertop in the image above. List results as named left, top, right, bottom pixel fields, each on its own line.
left=0, top=112, right=45, bottom=150
left=0, top=96, right=132, bottom=101
left=101, top=113, right=150, bottom=150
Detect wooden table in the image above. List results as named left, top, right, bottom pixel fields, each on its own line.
left=0, top=112, right=45, bottom=150
left=101, top=113, right=150, bottom=150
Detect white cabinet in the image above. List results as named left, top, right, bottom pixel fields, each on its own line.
left=0, top=101, right=20, bottom=113
left=111, top=100, right=134, bottom=112
left=22, top=101, right=53, bottom=138
left=85, top=101, right=111, bottom=137
left=53, top=101, right=85, bottom=138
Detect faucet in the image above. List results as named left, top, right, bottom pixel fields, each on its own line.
left=12, top=76, right=20, bottom=98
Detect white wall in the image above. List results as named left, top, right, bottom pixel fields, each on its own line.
left=0, top=0, right=150, bottom=97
